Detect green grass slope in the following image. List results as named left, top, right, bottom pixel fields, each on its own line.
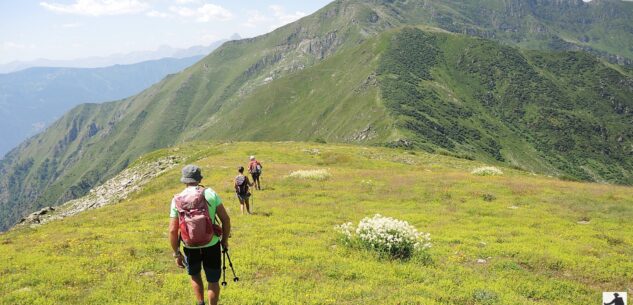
left=377, top=28, right=633, bottom=183
left=2, top=0, right=632, bottom=232
left=1, top=142, right=632, bottom=304
left=380, top=0, right=633, bottom=65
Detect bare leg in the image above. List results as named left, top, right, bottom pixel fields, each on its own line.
left=252, top=175, right=259, bottom=190
left=245, top=198, right=251, bottom=214
left=208, top=282, right=220, bottom=305
left=190, top=274, right=205, bottom=304
left=239, top=202, right=245, bottom=215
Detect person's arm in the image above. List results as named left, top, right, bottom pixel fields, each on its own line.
left=169, top=217, right=185, bottom=268
left=246, top=176, right=253, bottom=187
left=216, top=204, right=231, bottom=249
left=234, top=178, right=239, bottom=193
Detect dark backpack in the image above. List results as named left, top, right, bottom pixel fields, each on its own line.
left=235, top=175, right=249, bottom=195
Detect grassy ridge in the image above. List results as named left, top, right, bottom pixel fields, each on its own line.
left=1, top=142, right=632, bottom=304
left=2, top=0, right=633, bottom=232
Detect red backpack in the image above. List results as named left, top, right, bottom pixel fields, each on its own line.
left=174, top=187, right=222, bottom=247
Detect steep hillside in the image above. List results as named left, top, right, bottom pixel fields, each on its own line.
left=377, top=28, right=633, bottom=182
left=1, top=142, right=632, bottom=304
left=1, top=0, right=632, bottom=231
left=385, top=0, right=633, bottom=65
left=0, top=56, right=202, bottom=156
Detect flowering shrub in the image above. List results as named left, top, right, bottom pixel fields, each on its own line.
left=336, top=214, right=431, bottom=259
left=471, top=166, right=503, bottom=176
left=288, top=169, right=331, bottom=181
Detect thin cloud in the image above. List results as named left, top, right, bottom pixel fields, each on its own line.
left=61, top=23, right=82, bottom=28
left=242, top=5, right=307, bottom=30
left=170, top=3, right=233, bottom=22
left=146, top=10, right=169, bottom=18
left=269, top=5, right=307, bottom=30
left=40, top=0, right=150, bottom=16
left=243, top=10, right=271, bottom=28
left=2, top=42, right=35, bottom=50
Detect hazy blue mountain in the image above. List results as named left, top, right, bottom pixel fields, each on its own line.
left=0, top=55, right=202, bottom=157
left=0, top=38, right=230, bottom=74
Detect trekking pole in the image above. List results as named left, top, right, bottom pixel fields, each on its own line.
left=221, top=244, right=228, bottom=287
left=224, top=248, right=239, bottom=282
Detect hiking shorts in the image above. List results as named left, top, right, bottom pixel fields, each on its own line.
left=236, top=192, right=250, bottom=202
left=183, top=242, right=221, bottom=282
left=251, top=173, right=260, bottom=181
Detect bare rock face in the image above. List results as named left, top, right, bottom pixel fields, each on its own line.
left=13, top=155, right=181, bottom=229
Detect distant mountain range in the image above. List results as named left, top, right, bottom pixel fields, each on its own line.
left=0, top=55, right=203, bottom=157
left=0, top=35, right=237, bottom=74
left=0, top=0, right=631, bottom=232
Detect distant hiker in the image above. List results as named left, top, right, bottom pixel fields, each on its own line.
left=604, top=293, right=625, bottom=305
left=234, top=166, right=253, bottom=215
left=248, top=156, right=263, bottom=190
left=169, top=165, right=231, bottom=305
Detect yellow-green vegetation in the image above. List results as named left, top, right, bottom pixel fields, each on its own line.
left=1, top=142, right=632, bottom=304
left=287, top=169, right=332, bottom=181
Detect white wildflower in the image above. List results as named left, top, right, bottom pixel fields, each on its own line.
left=336, top=214, right=431, bottom=259
left=471, top=166, right=503, bottom=176
left=288, top=169, right=331, bottom=181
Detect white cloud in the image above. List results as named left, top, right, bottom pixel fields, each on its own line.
left=170, top=3, right=232, bottom=22
left=269, top=4, right=306, bottom=28
left=61, top=23, right=82, bottom=28
left=175, top=0, right=200, bottom=4
left=243, top=10, right=271, bottom=28
left=40, top=0, right=149, bottom=16
left=242, top=5, right=307, bottom=30
left=146, top=10, right=169, bottom=18
left=2, top=42, right=35, bottom=50
left=3, top=42, right=25, bottom=49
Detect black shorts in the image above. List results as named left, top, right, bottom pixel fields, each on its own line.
left=251, top=173, right=260, bottom=180
left=183, top=242, right=221, bottom=282
left=237, top=192, right=250, bottom=202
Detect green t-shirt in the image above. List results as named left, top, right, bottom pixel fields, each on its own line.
left=170, top=186, right=222, bottom=249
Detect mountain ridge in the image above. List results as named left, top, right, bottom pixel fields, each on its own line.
left=0, top=0, right=631, bottom=231
left=0, top=37, right=232, bottom=74
left=0, top=55, right=204, bottom=157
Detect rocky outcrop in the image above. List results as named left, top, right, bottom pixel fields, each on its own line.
left=12, top=155, right=181, bottom=229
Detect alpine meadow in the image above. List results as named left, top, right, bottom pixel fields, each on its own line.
left=1, top=0, right=633, bottom=304
left=2, top=142, right=633, bottom=304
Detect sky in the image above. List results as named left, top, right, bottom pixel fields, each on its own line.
left=0, top=0, right=333, bottom=64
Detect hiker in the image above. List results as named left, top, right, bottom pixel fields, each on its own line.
left=248, top=156, right=263, bottom=190
left=604, top=293, right=625, bottom=305
left=235, top=166, right=253, bottom=215
left=169, top=165, right=231, bottom=305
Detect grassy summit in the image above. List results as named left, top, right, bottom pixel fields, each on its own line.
left=1, top=142, right=631, bottom=304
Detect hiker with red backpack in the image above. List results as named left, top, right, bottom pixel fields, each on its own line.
left=169, top=165, right=231, bottom=305
left=234, top=166, right=253, bottom=215
left=248, top=156, right=262, bottom=190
